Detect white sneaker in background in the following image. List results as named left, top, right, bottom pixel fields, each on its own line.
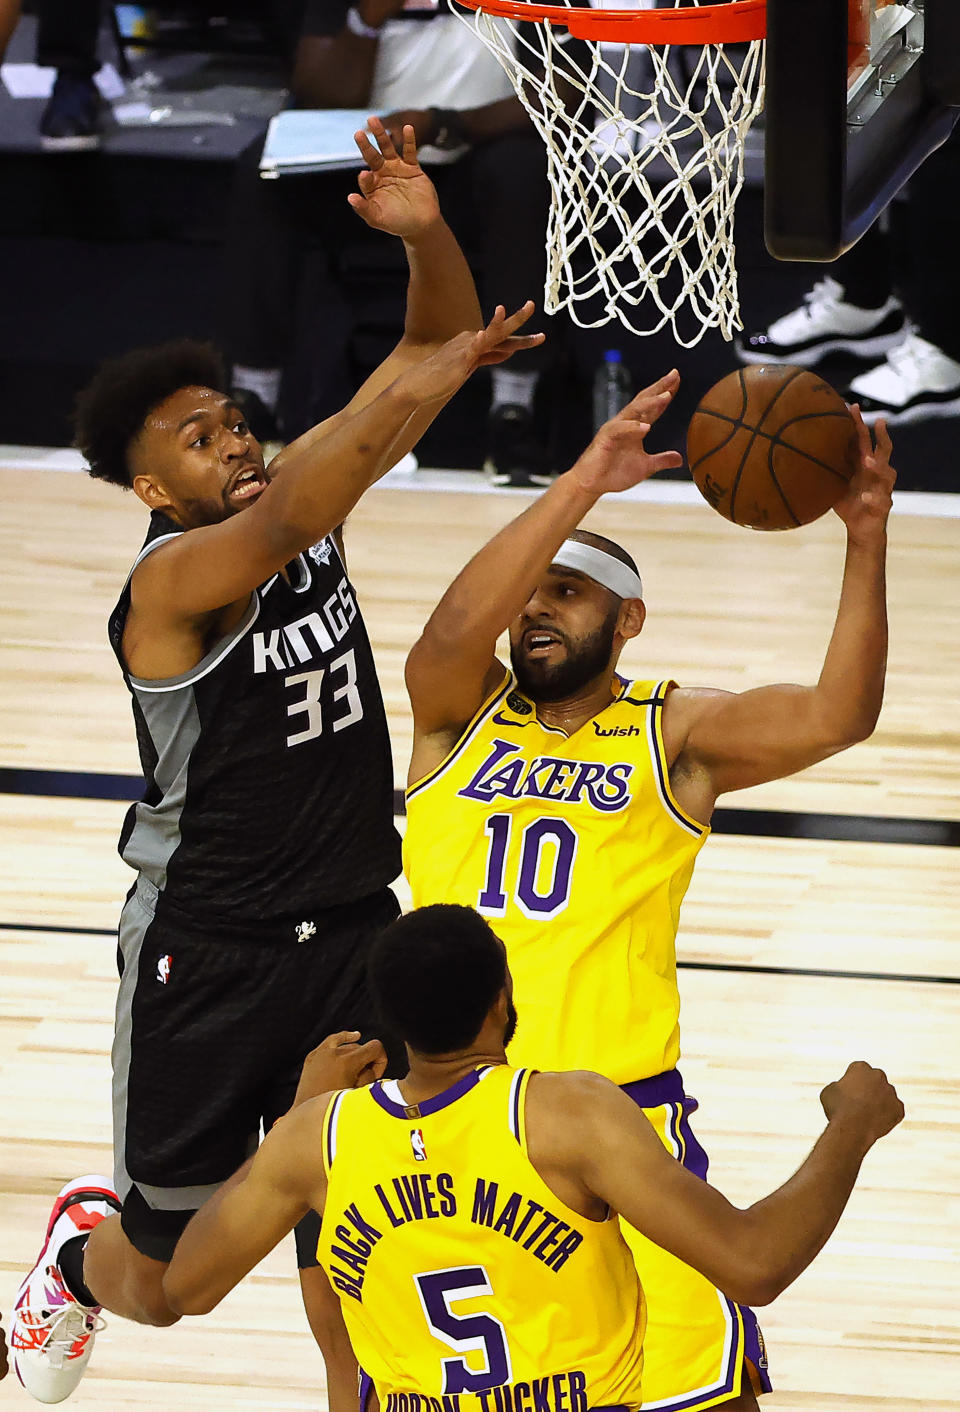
left=848, top=332, right=960, bottom=424
left=737, top=277, right=906, bottom=365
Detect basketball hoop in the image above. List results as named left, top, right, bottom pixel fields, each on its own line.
left=452, top=0, right=767, bottom=345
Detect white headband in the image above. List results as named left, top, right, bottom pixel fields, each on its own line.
left=551, top=540, right=643, bottom=601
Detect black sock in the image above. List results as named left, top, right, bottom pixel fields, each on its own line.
left=58, top=1235, right=98, bottom=1308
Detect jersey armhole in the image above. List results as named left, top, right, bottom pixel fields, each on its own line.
left=648, top=679, right=709, bottom=839
left=507, top=1068, right=534, bottom=1151
left=321, top=1089, right=349, bottom=1176
left=406, top=665, right=512, bottom=798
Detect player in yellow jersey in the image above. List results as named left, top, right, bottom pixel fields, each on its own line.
left=402, top=372, right=896, bottom=1410
left=164, top=904, right=904, bottom=1412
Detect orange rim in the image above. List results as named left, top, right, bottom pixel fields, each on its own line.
left=455, top=0, right=767, bottom=44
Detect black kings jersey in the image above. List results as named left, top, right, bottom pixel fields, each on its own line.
left=109, top=511, right=401, bottom=922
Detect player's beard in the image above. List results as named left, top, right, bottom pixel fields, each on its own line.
left=510, top=608, right=619, bottom=703
left=504, top=998, right=518, bottom=1048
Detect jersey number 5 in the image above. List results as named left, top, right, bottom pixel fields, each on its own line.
left=478, top=815, right=578, bottom=919
left=415, top=1265, right=512, bottom=1394
left=284, top=648, right=364, bottom=747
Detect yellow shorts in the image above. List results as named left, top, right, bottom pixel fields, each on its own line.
left=620, top=1072, right=771, bottom=1411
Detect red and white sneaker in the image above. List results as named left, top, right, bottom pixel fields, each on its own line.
left=11, top=1175, right=119, bottom=1403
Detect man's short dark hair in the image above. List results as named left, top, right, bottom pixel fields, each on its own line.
left=75, top=339, right=227, bottom=489
left=369, top=905, right=508, bottom=1055
left=570, top=528, right=640, bottom=577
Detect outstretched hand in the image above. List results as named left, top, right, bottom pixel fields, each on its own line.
left=833, top=406, right=895, bottom=546
left=570, top=368, right=684, bottom=495
left=348, top=116, right=441, bottom=239
left=397, top=302, right=545, bottom=408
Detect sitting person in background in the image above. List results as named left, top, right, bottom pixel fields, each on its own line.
left=739, top=122, right=960, bottom=425
left=222, top=0, right=554, bottom=485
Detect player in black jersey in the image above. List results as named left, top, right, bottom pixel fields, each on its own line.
left=10, top=118, right=543, bottom=1406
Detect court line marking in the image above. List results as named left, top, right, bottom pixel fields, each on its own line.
left=2, top=766, right=957, bottom=848
left=1, top=920, right=957, bottom=987
left=3, top=448, right=960, bottom=518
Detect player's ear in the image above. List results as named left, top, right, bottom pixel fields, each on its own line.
left=131, top=471, right=174, bottom=512
left=618, top=598, right=646, bottom=641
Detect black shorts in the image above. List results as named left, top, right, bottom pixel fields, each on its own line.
left=113, top=875, right=401, bottom=1265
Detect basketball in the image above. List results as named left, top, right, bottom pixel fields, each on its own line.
left=686, top=365, right=858, bottom=530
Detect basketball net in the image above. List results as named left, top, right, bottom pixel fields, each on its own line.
left=452, top=0, right=765, bottom=346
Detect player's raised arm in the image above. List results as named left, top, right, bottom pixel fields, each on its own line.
left=270, top=118, right=542, bottom=483
left=130, top=307, right=539, bottom=627
left=663, top=410, right=894, bottom=815
left=405, top=372, right=683, bottom=775
left=536, top=1061, right=903, bottom=1308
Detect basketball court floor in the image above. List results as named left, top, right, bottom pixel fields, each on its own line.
left=1, top=452, right=958, bottom=1409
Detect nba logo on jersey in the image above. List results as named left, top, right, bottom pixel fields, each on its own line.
left=410, top=1128, right=427, bottom=1161
left=156, top=955, right=172, bottom=985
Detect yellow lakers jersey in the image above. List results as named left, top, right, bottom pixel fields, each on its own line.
left=404, top=674, right=708, bottom=1082
left=317, top=1064, right=646, bottom=1412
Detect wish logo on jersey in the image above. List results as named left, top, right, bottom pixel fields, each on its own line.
left=458, top=740, right=634, bottom=814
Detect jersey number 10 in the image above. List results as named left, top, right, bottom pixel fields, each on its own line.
left=478, top=814, right=578, bottom=919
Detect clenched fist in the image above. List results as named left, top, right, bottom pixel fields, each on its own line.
left=820, top=1061, right=904, bottom=1145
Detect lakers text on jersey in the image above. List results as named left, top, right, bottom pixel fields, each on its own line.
left=403, top=674, right=708, bottom=1082
left=317, top=1065, right=645, bottom=1412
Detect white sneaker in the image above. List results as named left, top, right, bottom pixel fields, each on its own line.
left=848, top=332, right=960, bottom=424
left=737, top=277, right=906, bottom=366
left=11, top=1176, right=119, bottom=1403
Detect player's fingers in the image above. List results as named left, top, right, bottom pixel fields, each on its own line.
left=646, top=450, right=684, bottom=473
left=401, top=123, right=418, bottom=163
left=488, top=300, right=536, bottom=338
left=633, top=369, right=680, bottom=404
left=325, top=1030, right=362, bottom=1049
left=367, top=114, right=398, bottom=162
left=354, top=128, right=383, bottom=167
left=624, top=390, right=674, bottom=425
left=874, top=417, right=893, bottom=461
left=848, top=403, right=874, bottom=462
left=349, top=1039, right=387, bottom=1084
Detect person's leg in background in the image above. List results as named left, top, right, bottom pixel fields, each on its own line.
left=738, top=218, right=906, bottom=367
left=221, top=135, right=367, bottom=442
left=471, top=129, right=555, bottom=484
left=849, top=124, right=960, bottom=423
left=219, top=131, right=303, bottom=441
left=36, top=0, right=104, bottom=150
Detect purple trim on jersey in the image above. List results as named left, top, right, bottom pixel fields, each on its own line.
left=326, top=1089, right=347, bottom=1168
left=621, top=1068, right=686, bottom=1109
left=359, top=1370, right=374, bottom=1412
left=370, top=1066, right=493, bottom=1119
left=621, top=1069, right=773, bottom=1402
left=508, top=1068, right=526, bottom=1142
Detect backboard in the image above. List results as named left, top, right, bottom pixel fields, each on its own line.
left=764, top=0, right=960, bottom=260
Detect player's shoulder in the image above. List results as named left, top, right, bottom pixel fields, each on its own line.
left=526, top=1068, right=624, bottom=1116
left=662, top=684, right=734, bottom=752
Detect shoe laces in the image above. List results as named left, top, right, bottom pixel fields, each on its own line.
left=20, top=1299, right=104, bottom=1365
left=801, top=276, right=845, bottom=322
left=887, top=328, right=931, bottom=374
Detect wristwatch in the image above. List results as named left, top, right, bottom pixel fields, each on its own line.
left=428, top=107, right=468, bottom=150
